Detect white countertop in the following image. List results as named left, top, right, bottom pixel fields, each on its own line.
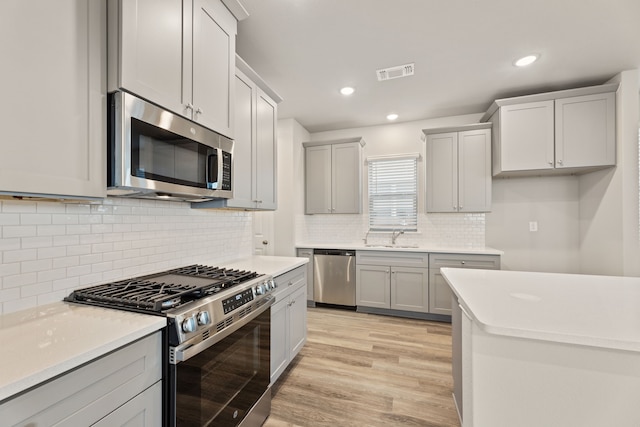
left=442, top=268, right=640, bottom=352
left=0, top=302, right=166, bottom=403
left=296, top=242, right=503, bottom=255
left=224, top=255, right=308, bottom=277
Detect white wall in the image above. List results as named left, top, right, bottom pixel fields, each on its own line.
left=578, top=69, right=640, bottom=276
left=0, top=197, right=253, bottom=315
left=486, top=176, right=580, bottom=273
left=273, top=118, right=309, bottom=256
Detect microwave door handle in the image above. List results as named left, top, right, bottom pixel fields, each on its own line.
left=207, top=152, right=219, bottom=189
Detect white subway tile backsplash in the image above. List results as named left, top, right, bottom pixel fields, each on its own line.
left=23, top=236, right=54, bottom=249
left=0, top=197, right=253, bottom=315
left=21, top=281, right=52, bottom=298
left=3, top=249, right=37, bottom=264
left=0, top=214, right=20, bottom=226
left=2, top=200, right=37, bottom=213
left=3, top=225, right=37, bottom=238
left=296, top=212, right=486, bottom=248
left=3, top=272, right=37, bottom=288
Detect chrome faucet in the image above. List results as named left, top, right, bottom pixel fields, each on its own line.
left=391, top=230, right=404, bottom=244
left=363, top=229, right=372, bottom=245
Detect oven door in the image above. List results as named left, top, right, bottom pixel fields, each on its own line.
left=168, top=306, right=271, bottom=427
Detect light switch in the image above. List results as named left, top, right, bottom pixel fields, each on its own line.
left=529, top=221, right=538, bottom=232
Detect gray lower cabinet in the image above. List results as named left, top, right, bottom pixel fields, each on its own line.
left=1, top=332, right=162, bottom=427
left=296, top=248, right=315, bottom=305
left=271, top=265, right=307, bottom=384
left=428, top=253, right=501, bottom=315
left=356, top=251, right=430, bottom=314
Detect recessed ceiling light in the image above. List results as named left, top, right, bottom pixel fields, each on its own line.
left=514, top=54, right=539, bottom=67
left=340, top=86, right=355, bottom=96
left=386, top=113, right=399, bottom=121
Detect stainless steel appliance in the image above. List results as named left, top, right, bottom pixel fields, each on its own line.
left=313, top=249, right=356, bottom=306
left=65, top=264, right=275, bottom=427
left=108, top=91, right=233, bottom=202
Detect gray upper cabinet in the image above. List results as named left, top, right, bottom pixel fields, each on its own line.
left=0, top=0, right=106, bottom=200
left=194, top=57, right=281, bottom=211
left=484, top=84, right=617, bottom=177
left=303, top=138, right=365, bottom=214
left=108, top=0, right=237, bottom=137
left=425, top=124, right=492, bottom=213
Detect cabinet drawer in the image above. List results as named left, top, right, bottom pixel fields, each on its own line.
left=273, top=265, right=306, bottom=302
left=429, top=253, right=501, bottom=270
left=1, top=332, right=162, bottom=427
left=356, top=251, right=429, bottom=268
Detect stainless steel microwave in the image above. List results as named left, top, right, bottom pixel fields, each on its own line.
left=107, top=91, right=233, bottom=202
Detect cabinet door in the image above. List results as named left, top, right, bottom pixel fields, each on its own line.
left=499, top=101, right=555, bottom=172
left=332, top=142, right=362, bottom=214
left=555, top=92, right=616, bottom=169
left=191, top=0, right=236, bottom=137
left=0, top=0, right=105, bottom=199
left=92, top=382, right=162, bottom=427
left=305, top=145, right=332, bottom=214
left=117, top=0, right=185, bottom=117
left=356, top=265, right=390, bottom=309
left=270, top=297, right=289, bottom=383
left=390, top=267, right=429, bottom=313
left=226, top=70, right=256, bottom=208
left=255, top=88, right=278, bottom=210
left=428, top=267, right=455, bottom=315
left=458, top=129, right=491, bottom=212
left=296, top=248, right=315, bottom=302
left=288, top=285, right=308, bottom=359
left=426, top=132, right=458, bottom=212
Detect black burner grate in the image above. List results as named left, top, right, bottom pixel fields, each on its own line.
left=65, top=264, right=261, bottom=313
left=167, top=264, right=259, bottom=288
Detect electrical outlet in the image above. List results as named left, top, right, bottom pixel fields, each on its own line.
left=529, top=221, right=538, bottom=232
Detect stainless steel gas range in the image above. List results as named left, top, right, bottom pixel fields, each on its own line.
left=65, top=264, right=276, bottom=427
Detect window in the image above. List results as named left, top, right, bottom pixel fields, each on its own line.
left=368, top=155, right=418, bottom=231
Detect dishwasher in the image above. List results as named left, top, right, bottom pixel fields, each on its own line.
left=313, top=249, right=356, bottom=307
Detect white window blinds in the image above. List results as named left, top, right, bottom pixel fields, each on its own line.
left=368, top=156, right=418, bottom=231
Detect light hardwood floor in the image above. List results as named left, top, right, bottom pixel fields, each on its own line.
left=264, top=307, right=461, bottom=427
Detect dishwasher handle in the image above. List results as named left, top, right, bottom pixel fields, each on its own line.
left=314, top=249, right=355, bottom=256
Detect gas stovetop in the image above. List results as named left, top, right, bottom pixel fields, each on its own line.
left=66, top=264, right=261, bottom=313
left=65, top=264, right=277, bottom=345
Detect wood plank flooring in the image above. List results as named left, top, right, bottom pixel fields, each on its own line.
left=263, top=307, right=461, bottom=427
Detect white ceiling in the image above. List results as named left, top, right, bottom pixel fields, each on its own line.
left=235, top=0, right=640, bottom=133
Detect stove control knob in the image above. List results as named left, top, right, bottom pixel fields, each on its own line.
left=182, top=316, right=197, bottom=333
left=255, top=284, right=266, bottom=295
left=197, top=311, right=211, bottom=326
left=268, top=279, right=276, bottom=289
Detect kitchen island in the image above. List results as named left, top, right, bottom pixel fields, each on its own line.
left=442, top=268, right=640, bottom=427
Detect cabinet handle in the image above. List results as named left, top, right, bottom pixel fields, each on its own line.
left=195, top=107, right=203, bottom=116
left=453, top=205, right=457, bottom=210
left=461, top=261, right=465, bottom=265
left=288, top=281, right=293, bottom=286
left=557, top=159, right=563, bottom=165
left=185, top=103, right=194, bottom=111
left=548, top=161, right=554, bottom=166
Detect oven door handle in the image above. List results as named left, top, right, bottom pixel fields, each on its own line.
left=171, top=295, right=274, bottom=364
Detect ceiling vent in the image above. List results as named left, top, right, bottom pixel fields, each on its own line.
left=376, top=63, right=415, bottom=81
